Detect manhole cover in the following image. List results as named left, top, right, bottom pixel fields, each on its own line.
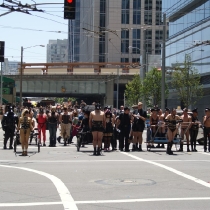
left=94, top=179, right=156, bottom=186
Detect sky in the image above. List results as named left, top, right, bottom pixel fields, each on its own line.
left=0, top=0, right=68, bottom=63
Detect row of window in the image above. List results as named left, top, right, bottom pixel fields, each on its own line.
left=122, top=0, right=162, bottom=9
left=122, top=11, right=163, bottom=25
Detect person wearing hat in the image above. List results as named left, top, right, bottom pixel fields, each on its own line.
left=118, top=106, right=132, bottom=152
left=36, top=108, right=48, bottom=146
left=47, top=106, right=59, bottom=147
left=180, top=108, right=192, bottom=152
left=131, top=102, right=147, bottom=151
left=203, top=108, right=210, bottom=152
left=189, top=108, right=200, bottom=152
left=89, top=103, right=106, bottom=155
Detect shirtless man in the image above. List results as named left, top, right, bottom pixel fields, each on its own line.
left=203, top=108, right=210, bottom=152
left=165, top=108, right=182, bottom=155
left=89, top=103, right=106, bottom=155
left=180, top=108, right=192, bottom=152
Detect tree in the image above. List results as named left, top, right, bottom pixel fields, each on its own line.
left=142, top=68, right=168, bottom=107
left=125, top=74, right=143, bottom=106
left=171, top=54, right=203, bottom=108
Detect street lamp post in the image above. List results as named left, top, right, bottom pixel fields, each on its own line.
left=19, top=45, right=45, bottom=107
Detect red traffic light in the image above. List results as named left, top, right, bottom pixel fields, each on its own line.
left=67, top=0, right=73, bottom=3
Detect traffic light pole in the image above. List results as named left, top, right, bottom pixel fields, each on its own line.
left=20, top=46, right=23, bottom=108
left=0, top=62, right=2, bottom=106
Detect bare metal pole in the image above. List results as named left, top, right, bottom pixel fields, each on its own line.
left=0, top=62, right=2, bottom=105
left=116, top=66, right=119, bottom=109
left=161, top=13, right=166, bottom=110
left=20, top=46, right=23, bottom=108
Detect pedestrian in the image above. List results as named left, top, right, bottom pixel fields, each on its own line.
left=17, top=109, right=33, bottom=156
left=36, top=108, right=47, bottom=146
left=47, top=106, right=59, bottom=147
left=203, top=107, right=210, bottom=152
left=118, top=106, right=132, bottom=152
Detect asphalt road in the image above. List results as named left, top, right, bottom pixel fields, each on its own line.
left=0, top=128, right=210, bottom=210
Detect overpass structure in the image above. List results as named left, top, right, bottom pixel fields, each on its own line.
left=7, top=62, right=140, bottom=106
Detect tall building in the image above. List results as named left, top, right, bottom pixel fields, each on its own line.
left=47, top=39, right=68, bottom=63
left=68, top=0, right=164, bottom=65
left=3, top=58, right=19, bottom=75
left=163, top=0, right=210, bottom=111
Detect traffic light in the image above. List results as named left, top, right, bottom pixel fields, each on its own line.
left=0, top=41, right=5, bottom=62
left=64, top=0, right=76, bottom=19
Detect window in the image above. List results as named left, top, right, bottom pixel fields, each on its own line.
left=122, top=10, right=129, bottom=24
left=132, top=58, right=140, bottom=63
left=133, top=0, right=141, bottom=9
left=144, top=11, right=152, bottom=25
left=121, top=58, right=129, bottom=62
left=133, top=10, right=141, bottom=24
left=121, top=29, right=129, bottom=54
left=133, top=29, right=140, bottom=39
left=132, top=29, right=141, bottom=53
left=122, top=0, right=129, bottom=9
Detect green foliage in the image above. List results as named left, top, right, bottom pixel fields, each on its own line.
left=54, top=97, right=76, bottom=105
left=171, top=54, right=203, bottom=108
left=125, top=74, right=143, bottom=106
left=142, top=68, right=168, bottom=107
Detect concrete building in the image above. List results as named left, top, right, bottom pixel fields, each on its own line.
left=68, top=0, right=164, bottom=67
left=46, top=39, right=68, bottom=63
left=3, top=58, right=19, bottom=75
left=163, top=0, right=210, bottom=114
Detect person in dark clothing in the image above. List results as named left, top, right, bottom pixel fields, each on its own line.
left=47, top=106, right=59, bottom=147
left=118, top=107, right=131, bottom=152
left=132, top=102, right=147, bottom=151
left=1, top=106, right=19, bottom=149
left=190, top=108, right=200, bottom=152
left=203, top=107, right=210, bottom=152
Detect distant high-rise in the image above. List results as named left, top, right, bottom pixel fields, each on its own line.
left=3, top=58, right=19, bottom=75
left=47, top=39, right=68, bottom=63
left=68, top=0, right=164, bottom=64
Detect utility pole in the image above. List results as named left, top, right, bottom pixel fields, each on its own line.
left=116, top=66, right=119, bottom=109
left=0, top=62, right=2, bottom=105
left=161, top=13, right=166, bottom=110
left=20, top=46, right=23, bottom=108
left=141, top=30, right=147, bottom=109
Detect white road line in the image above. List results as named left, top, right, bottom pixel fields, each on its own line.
left=121, top=152, right=210, bottom=189
left=75, top=197, right=210, bottom=204
left=199, top=152, right=210, bottom=156
left=0, top=165, right=78, bottom=210
left=0, top=159, right=210, bottom=163
left=0, top=202, right=62, bottom=207
left=1, top=197, right=210, bottom=207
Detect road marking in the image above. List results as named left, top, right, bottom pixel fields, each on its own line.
left=0, top=202, right=62, bottom=207
left=76, top=197, right=210, bottom=204
left=1, top=197, right=210, bottom=207
left=121, top=152, right=210, bottom=189
left=0, top=165, right=78, bottom=210
left=199, top=152, right=210, bottom=156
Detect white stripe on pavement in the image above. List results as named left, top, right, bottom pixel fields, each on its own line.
left=0, top=202, right=62, bottom=207
left=121, top=152, right=210, bottom=189
left=0, top=165, right=78, bottom=210
left=1, top=197, right=210, bottom=207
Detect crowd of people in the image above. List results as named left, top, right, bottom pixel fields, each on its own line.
left=1, top=100, right=210, bottom=156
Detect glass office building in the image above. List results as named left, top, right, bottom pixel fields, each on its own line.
left=163, top=0, right=210, bottom=110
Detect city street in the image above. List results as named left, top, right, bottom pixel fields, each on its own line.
left=0, top=128, right=210, bottom=210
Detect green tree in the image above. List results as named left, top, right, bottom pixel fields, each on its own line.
left=171, top=54, right=203, bottom=108
left=55, top=98, right=64, bottom=104
left=142, top=68, right=168, bottom=107
left=125, top=74, right=143, bottom=106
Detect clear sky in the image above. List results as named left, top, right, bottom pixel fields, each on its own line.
left=0, top=0, right=68, bottom=63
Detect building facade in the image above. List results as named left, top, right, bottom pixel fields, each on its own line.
left=68, top=0, right=164, bottom=66
left=163, top=0, right=210, bottom=113
left=3, top=58, right=19, bottom=75
left=46, top=39, right=68, bottom=63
